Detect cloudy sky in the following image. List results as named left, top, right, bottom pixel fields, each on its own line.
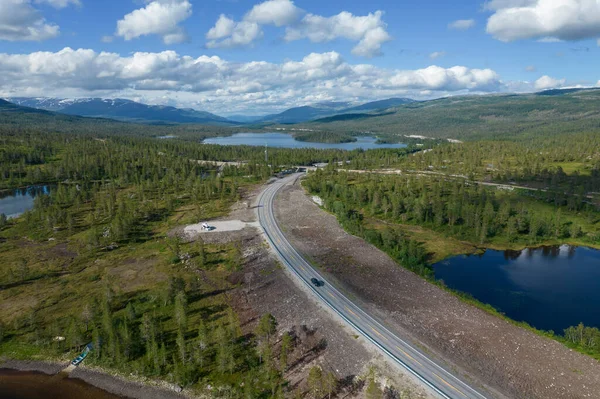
left=1, top=0, right=600, bottom=115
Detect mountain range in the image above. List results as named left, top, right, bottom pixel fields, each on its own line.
left=6, top=98, right=235, bottom=126
left=5, top=97, right=416, bottom=126
left=254, top=98, right=414, bottom=124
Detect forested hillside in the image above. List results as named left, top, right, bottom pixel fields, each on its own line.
left=304, top=89, right=600, bottom=141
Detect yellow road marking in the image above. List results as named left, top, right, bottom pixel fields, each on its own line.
left=371, top=326, right=385, bottom=339
left=434, top=374, right=460, bottom=393
left=344, top=306, right=357, bottom=317
left=395, top=346, right=422, bottom=366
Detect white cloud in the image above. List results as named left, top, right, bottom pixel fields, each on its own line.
left=35, top=0, right=80, bottom=8
left=448, top=19, right=476, bottom=30
left=244, top=0, right=302, bottom=26
left=429, top=51, right=446, bottom=60
left=206, top=0, right=302, bottom=49
left=116, top=0, right=192, bottom=44
left=101, top=35, right=114, bottom=43
left=487, top=0, right=600, bottom=42
left=0, top=47, right=509, bottom=113
left=534, top=75, right=566, bottom=90
left=285, top=11, right=392, bottom=57
left=205, top=1, right=391, bottom=57
left=0, top=0, right=60, bottom=41
left=206, top=15, right=262, bottom=48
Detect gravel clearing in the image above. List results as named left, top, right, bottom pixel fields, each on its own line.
left=274, top=178, right=600, bottom=399
left=184, top=220, right=258, bottom=237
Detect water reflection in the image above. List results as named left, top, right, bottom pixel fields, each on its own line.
left=203, top=132, right=407, bottom=150
left=434, top=246, right=600, bottom=333
left=0, top=185, right=51, bottom=219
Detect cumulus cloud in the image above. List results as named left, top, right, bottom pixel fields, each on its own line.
left=244, top=0, right=302, bottom=26
left=206, top=0, right=301, bottom=48
left=206, top=15, right=262, bottom=48
left=0, top=47, right=508, bottom=113
left=116, top=0, right=192, bottom=44
left=448, top=19, right=475, bottom=30
left=0, top=0, right=61, bottom=41
left=487, top=0, right=600, bottom=42
left=429, top=51, right=446, bottom=60
left=35, top=0, right=80, bottom=8
left=534, top=75, right=566, bottom=90
left=285, top=11, right=392, bottom=57
left=205, top=0, right=391, bottom=56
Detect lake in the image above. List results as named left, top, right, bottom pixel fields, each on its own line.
left=203, top=133, right=407, bottom=150
left=434, top=245, right=600, bottom=333
left=0, top=185, right=51, bottom=219
left=0, top=369, right=124, bottom=399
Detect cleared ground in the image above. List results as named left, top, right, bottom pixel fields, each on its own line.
left=274, top=179, right=600, bottom=399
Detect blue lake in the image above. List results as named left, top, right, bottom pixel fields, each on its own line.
left=434, top=245, right=600, bottom=333
left=0, top=185, right=51, bottom=219
left=203, top=133, right=407, bottom=150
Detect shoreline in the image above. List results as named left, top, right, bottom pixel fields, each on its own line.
left=0, top=359, right=195, bottom=399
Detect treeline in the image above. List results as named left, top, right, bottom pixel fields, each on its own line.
left=294, top=130, right=356, bottom=143
left=0, top=130, right=418, bottom=190
left=6, top=276, right=291, bottom=396
left=305, top=170, right=599, bottom=250
left=563, top=323, right=600, bottom=359
left=397, top=133, right=600, bottom=197
left=305, top=171, right=430, bottom=277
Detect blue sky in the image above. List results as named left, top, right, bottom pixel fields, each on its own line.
left=1, top=0, right=600, bottom=115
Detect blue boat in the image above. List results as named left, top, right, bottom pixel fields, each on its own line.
left=71, top=343, right=93, bottom=366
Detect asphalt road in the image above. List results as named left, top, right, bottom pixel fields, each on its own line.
left=257, top=174, right=491, bottom=399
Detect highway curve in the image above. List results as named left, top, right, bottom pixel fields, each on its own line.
left=257, top=174, right=492, bottom=399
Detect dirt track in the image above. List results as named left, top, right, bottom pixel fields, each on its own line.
left=273, top=179, right=600, bottom=399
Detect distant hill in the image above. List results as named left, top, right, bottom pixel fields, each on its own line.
left=258, top=98, right=415, bottom=124
left=0, top=99, right=239, bottom=139
left=226, top=114, right=265, bottom=123
left=343, top=98, right=414, bottom=112
left=258, top=106, right=344, bottom=124
left=304, top=89, right=600, bottom=141
left=6, top=98, right=236, bottom=126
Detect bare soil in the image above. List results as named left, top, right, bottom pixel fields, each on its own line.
left=274, top=179, right=600, bottom=399
left=196, top=182, right=435, bottom=398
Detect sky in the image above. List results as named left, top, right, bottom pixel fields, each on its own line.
left=1, top=0, right=600, bottom=116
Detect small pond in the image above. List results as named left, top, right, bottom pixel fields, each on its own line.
left=0, top=185, right=52, bottom=219
left=203, top=132, right=406, bottom=150
left=433, top=245, right=600, bottom=333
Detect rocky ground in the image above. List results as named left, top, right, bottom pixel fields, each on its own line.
left=273, top=178, right=600, bottom=399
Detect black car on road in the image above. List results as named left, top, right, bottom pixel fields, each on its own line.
left=310, top=278, right=324, bottom=287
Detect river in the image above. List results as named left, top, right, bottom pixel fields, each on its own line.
left=433, top=245, right=600, bottom=333
left=203, top=132, right=406, bottom=150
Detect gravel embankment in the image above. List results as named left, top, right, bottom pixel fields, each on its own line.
left=274, top=179, right=600, bottom=399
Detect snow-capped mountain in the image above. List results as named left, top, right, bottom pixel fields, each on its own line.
left=6, top=98, right=235, bottom=125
